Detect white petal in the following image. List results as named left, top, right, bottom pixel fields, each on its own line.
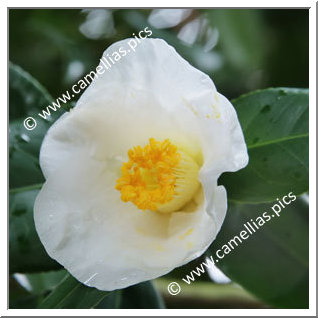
left=35, top=38, right=248, bottom=291
left=41, top=38, right=247, bottom=178
left=34, top=150, right=227, bottom=290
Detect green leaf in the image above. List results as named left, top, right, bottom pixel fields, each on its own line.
left=208, top=196, right=309, bottom=308
left=120, top=281, right=165, bottom=309
left=96, top=281, right=165, bottom=309
left=10, top=271, right=66, bottom=308
left=9, top=189, right=61, bottom=273
left=25, top=270, right=67, bottom=294
left=38, top=274, right=109, bottom=309
left=216, top=88, right=309, bottom=308
left=9, top=62, right=63, bottom=189
left=9, top=62, right=53, bottom=120
left=9, top=120, right=46, bottom=189
left=9, top=63, right=65, bottom=273
left=9, top=275, right=41, bottom=309
left=221, top=87, right=308, bottom=203
left=94, top=290, right=122, bottom=309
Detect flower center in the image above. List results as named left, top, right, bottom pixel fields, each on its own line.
left=115, top=138, right=200, bottom=213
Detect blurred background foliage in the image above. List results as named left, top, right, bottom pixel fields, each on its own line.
left=9, top=9, right=309, bottom=309
left=10, top=9, right=308, bottom=101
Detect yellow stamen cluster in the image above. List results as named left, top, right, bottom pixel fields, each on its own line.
left=116, top=138, right=181, bottom=211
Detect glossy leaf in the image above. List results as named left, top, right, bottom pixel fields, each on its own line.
left=120, top=281, right=165, bottom=309
left=10, top=271, right=66, bottom=308
left=9, top=189, right=61, bottom=273
left=9, top=276, right=41, bottom=309
left=96, top=281, right=165, bottom=309
left=9, top=63, right=65, bottom=273
left=26, top=270, right=67, bottom=293
left=94, top=290, right=122, bottom=309
left=9, top=62, right=53, bottom=120
left=9, top=62, right=65, bottom=189
left=208, top=196, right=309, bottom=308
left=221, top=88, right=309, bottom=203
left=9, top=120, right=46, bottom=189
left=38, top=274, right=109, bottom=309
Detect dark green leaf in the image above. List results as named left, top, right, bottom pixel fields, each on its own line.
left=9, top=62, right=64, bottom=189
left=9, top=119, right=46, bottom=189
left=9, top=62, right=53, bottom=120
left=38, top=274, right=109, bottom=309
left=120, top=281, right=165, bottom=309
left=26, top=270, right=67, bottom=293
left=9, top=189, right=61, bottom=273
left=9, top=276, right=41, bottom=309
left=221, top=88, right=308, bottom=203
left=208, top=196, right=309, bottom=308
left=94, top=290, right=122, bottom=309
left=9, top=63, right=66, bottom=273
left=95, top=281, right=165, bottom=309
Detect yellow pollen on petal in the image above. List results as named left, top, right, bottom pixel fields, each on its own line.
left=115, top=138, right=200, bottom=213
left=179, top=228, right=194, bottom=240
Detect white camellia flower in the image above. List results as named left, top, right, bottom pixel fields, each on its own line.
left=34, top=38, right=248, bottom=291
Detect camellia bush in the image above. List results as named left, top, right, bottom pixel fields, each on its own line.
left=9, top=8, right=309, bottom=310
